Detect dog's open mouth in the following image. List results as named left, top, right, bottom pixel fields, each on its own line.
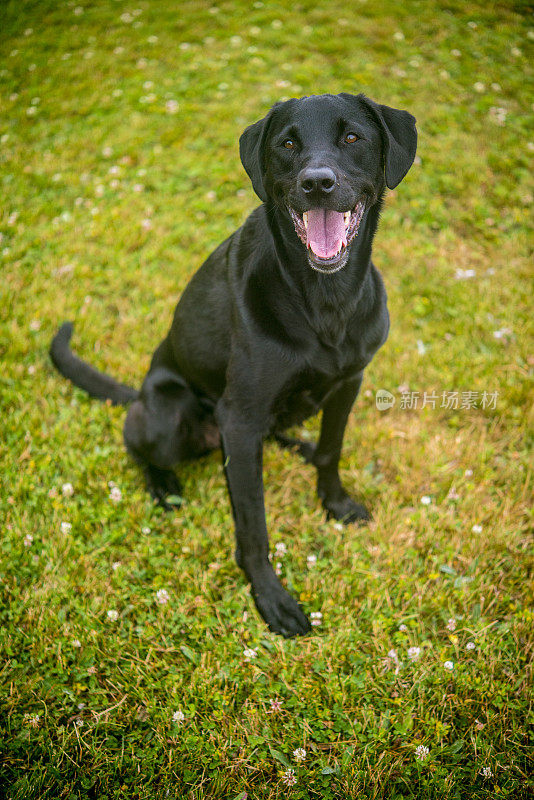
left=289, top=200, right=366, bottom=273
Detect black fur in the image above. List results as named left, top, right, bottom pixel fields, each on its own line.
left=50, top=93, right=417, bottom=637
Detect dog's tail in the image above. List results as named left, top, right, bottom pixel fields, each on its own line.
left=50, top=322, right=139, bottom=406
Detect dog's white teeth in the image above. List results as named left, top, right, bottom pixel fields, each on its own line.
left=344, top=211, right=351, bottom=227
left=303, top=212, right=308, bottom=229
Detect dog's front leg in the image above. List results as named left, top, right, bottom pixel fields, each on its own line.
left=315, top=373, right=371, bottom=523
left=216, top=399, right=311, bottom=637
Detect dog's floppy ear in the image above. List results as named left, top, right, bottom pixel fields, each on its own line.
left=239, top=106, right=279, bottom=202
left=343, top=93, right=417, bottom=189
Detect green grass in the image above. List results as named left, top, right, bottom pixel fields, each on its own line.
left=0, top=1, right=532, bottom=798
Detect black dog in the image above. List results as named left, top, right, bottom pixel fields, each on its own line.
left=50, top=93, right=417, bottom=637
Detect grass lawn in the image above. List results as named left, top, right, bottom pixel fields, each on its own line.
left=0, top=1, right=532, bottom=798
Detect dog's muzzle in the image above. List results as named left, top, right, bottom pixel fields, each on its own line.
left=288, top=200, right=366, bottom=274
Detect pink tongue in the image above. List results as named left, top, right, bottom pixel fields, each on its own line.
left=306, top=209, right=346, bottom=258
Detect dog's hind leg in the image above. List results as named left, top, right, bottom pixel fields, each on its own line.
left=124, top=365, right=219, bottom=509
left=273, top=432, right=316, bottom=464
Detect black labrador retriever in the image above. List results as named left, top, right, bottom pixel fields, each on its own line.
left=50, top=93, right=417, bottom=638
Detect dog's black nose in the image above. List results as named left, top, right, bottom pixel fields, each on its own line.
left=298, top=166, right=337, bottom=195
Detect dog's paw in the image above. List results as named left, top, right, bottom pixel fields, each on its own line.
left=144, top=466, right=183, bottom=511
left=324, top=493, right=371, bottom=524
left=251, top=572, right=311, bottom=638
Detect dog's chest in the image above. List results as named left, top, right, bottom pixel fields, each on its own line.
left=270, top=351, right=362, bottom=432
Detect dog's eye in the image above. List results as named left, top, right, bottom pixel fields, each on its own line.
left=344, top=132, right=359, bottom=143
left=283, top=139, right=295, bottom=150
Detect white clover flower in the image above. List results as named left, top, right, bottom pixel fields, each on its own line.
left=156, top=588, right=170, bottom=605
left=275, top=542, right=287, bottom=556
left=73, top=6, right=84, bottom=16
left=455, top=268, right=476, bottom=279
left=281, top=768, right=297, bottom=786
left=107, top=609, right=119, bottom=622
left=415, top=744, right=429, bottom=761
left=466, top=641, right=476, bottom=651
left=112, top=561, right=121, bottom=572
left=72, top=639, right=82, bottom=648
left=444, top=660, right=454, bottom=670
left=480, top=766, right=493, bottom=778
left=333, top=522, right=343, bottom=531
left=388, top=649, right=398, bottom=661
left=399, top=623, right=408, bottom=632
left=141, top=218, right=152, bottom=230
left=473, top=82, right=486, bottom=93
left=274, top=562, right=282, bottom=576
left=243, top=647, right=258, bottom=661
left=310, top=611, right=322, bottom=627
left=420, top=495, right=432, bottom=505
left=446, top=618, right=456, bottom=632
left=172, top=710, right=185, bottom=723
left=407, top=646, right=421, bottom=660
left=61, top=521, right=72, bottom=534
left=489, top=107, right=507, bottom=125
left=141, top=526, right=151, bottom=535
left=268, top=697, right=283, bottom=713
left=24, top=534, right=34, bottom=547
left=293, top=748, right=306, bottom=762
left=109, top=486, right=122, bottom=503
left=393, top=31, right=405, bottom=40
left=464, top=469, right=473, bottom=477
left=62, top=482, right=74, bottom=497
left=493, top=327, right=512, bottom=339
left=306, top=554, right=317, bottom=567
left=472, top=524, right=483, bottom=533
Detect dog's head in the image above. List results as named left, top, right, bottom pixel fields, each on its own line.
left=240, top=93, right=417, bottom=273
